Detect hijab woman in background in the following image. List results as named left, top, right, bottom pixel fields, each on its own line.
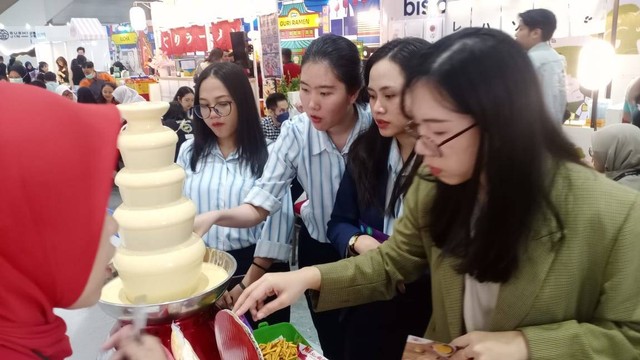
left=0, top=83, right=168, bottom=359
left=591, top=123, right=640, bottom=191
left=112, top=86, right=146, bottom=104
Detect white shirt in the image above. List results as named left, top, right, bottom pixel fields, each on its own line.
left=463, top=275, right=500, bottom=332
left=383, top=139, right=405, bottom=235
left=244, top=104, right=372, bottom=242
left=177, top=140, right=294, bottom=261
left=528, top=42, right=567, bottom=124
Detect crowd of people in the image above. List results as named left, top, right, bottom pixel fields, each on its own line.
left=1, top=7, right=640, bottom=360
left=0, top=46, right=144, bottom=105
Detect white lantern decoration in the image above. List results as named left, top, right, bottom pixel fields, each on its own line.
left=577, top=39, right=616, bottom=91
left=130, top=6, right=147, bottom=31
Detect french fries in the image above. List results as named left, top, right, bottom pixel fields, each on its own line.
left=259, top=338, right=298, bottom=360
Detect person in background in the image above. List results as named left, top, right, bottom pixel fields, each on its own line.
left=29, top=80, right=47, bottom=89
left=79, top=61, right=116, bottom=99
left=112, top=86, right=146, bottom=104
left=621, top=77, right=640, bottom=123
left=281, top=48, right=300, bottom=84
left=77, top=87, right=97, bottom=104
left=163, top=86, right=195, bottom=161
left=0, top=56, right=6, bottom=78
left=194, top=48, right=224, bottom=82
left=235, top=28, right=640, bottom=360
left=38, top=61, right=49, bottom=76
left=177, top=62, right=294, bottom=328
left=0, top=82, right=170, bottom=360
left=71, top=55, right=86, bottom=86
left=195, top=34, right=372, bottom=360
left=326, top=37, right=432, bottom=360
left=77, top=46, right=85, bottom=56
left=260, top=92, right=289, bottom=143
left=24, top=61, right=37, bottom=81
left=44, top=72, right=58, bottom=92
left=56, top=56, right=70, bottom=85
left=8, top=65, right=31, bottom=84
left=110, top=60, right=125, bottom=76
left=515, top=8, right=567, bottom=124
left=96, top=82, right=117, bottom=104
left=591, top=123, right=640, bottom=191
left=56, top=84, right=76, bottom=101
left=223, top=51, right=234, bottom=63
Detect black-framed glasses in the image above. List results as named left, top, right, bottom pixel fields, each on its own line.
left=194, top=101, right=233, bottom=119
left=406, top=120, right=477, bottom=157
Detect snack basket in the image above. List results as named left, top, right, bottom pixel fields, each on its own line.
left=253, top=322, right=310, bottom=347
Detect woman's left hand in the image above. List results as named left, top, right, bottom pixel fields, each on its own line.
left=103, top=325, right=168, bottom=360
left=449, top=331, right=528, bottom=360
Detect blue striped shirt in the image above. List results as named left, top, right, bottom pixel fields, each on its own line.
left=177, top=140, right=294, bottom=261
left=244, top=104, right=372, bottom=243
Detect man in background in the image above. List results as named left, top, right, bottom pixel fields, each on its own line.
left=79, top=61, right=116, bottom=99
left=516, top=8, right=567, bottom=124
left=261, top=92, right=290, bottom=143
left=77, top=47, right=85, bottom=56
left=282, top=48, right=300, bottom=84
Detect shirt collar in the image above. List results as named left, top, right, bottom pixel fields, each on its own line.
left=310, top=104, right=372, bottom=156
left=212, top=143, right=239, bottom=161
left=388, top=139, right=403, bottom=175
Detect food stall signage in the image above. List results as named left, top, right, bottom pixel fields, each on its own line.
left=278, top=13, right=320, bottom=30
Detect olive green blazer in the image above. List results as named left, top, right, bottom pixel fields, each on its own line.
left=314, top=162, right=640, bottom=359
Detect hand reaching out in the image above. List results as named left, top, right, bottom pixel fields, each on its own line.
left=233, top=267, right=321, bottom=321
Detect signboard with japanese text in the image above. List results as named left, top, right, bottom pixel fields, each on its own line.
left=260, top=13, right=283, bottom=78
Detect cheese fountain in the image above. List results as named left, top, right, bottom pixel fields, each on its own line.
left=99, top=101, right=236, bottom=360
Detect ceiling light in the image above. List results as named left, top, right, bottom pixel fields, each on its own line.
left=130, top=6, right=147, bottom=31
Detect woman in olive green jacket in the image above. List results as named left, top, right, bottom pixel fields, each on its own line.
left=235, top=28, right=640, bottom=359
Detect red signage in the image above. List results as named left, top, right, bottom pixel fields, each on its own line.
left=170, top=27, right=187, bottom=55
left=160, top=31, right=172, bottom=54
left=211, top=19, right=242, bottom=51
left=188, top=25, right=207, bottom=52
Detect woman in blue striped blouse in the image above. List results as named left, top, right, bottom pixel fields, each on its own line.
left=194, top=34, right=372, bottom=359
left=176, top=62, right=294, bottom=327
left=326, top=38, right=432, bottom=360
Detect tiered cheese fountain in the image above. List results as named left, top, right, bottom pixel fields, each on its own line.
left=99, top=102, right=236, bottom=360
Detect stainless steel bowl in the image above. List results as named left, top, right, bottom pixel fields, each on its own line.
left=99, top=248, right=237, bottom=323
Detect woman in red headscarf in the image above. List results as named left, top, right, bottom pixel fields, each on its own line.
left=0, top=83, right=168, bottom=359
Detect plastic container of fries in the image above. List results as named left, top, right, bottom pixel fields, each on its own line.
left=253, top=322, right=310, bottom=347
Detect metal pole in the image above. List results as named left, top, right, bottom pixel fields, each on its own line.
left=591, top=89, right=599, bottom=130
left=606, top=0, right=621, bottom=98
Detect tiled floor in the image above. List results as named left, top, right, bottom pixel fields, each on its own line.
left=57, top=187, right=319, bottom=359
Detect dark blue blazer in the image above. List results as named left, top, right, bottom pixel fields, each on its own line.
left=327, top=165, right=388, bottom=258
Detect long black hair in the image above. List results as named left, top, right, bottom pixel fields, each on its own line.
left=173, top=86, right=194, bottom=102
left=349, top=37, right=430, bottom=215
left=189, top=62, right=267, bottom=177
left=404, top=28, right=581, bottom=283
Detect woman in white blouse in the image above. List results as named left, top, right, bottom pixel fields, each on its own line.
left=176, top=62, right=294, bottom=327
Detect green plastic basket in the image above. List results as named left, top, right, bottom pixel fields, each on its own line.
left=252, top=322, right=310, bottom=347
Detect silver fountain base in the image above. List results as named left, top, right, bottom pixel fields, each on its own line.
left=98, top=248, right=237, bottom=323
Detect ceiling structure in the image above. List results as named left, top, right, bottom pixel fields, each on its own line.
left=50, top=0, right=158, bottom=25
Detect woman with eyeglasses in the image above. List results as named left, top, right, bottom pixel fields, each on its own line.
left=325, top=37, right=432, bottom=360
left=234, top=28, right=640, bottom=360
left=193, top=34, right=372, bottom=359
left=176, top=62, right=294, bottom=328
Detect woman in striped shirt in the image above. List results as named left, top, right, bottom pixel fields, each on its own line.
left=176, top=62, right=294, bottom=327
left=194, top=34, right=372, bottom=359
left=326, top=37, right=432, bottom=360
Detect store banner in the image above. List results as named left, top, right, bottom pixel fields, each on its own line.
left=188, top=25, right=207, bottom=52
left=211, top=19, right=242, bottom=51
left=160, top=30, right=172, bottom=54
left=170, top=27, right=187, bottom=54
left=112, top=32, right=138, bottom=45
left=259, top=13, right=283, bottom=79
